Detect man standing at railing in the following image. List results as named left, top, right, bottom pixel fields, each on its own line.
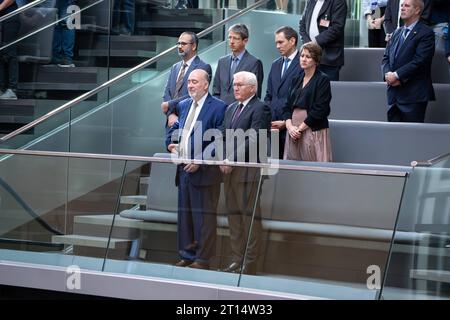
left=382, top=0, right=435, bottom=122
left=219, top=71, right=271, bottom=275
left=299, top=0, right=347, bottom=81
left=0, top=0, right=19, bottom=100
left=166, top=69, right=226, bottom=270
left=265, top=26, right=302, bottom=159
left=161, top=31, right=212, bottom=128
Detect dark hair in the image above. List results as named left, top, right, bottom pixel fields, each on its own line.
left=300, top=42, right=322, bottom=64
left=181, top=31, right=199, bottom=50
left=275, top=26, right=298, bottom=46
left=228, top=23, right=249, bottom=40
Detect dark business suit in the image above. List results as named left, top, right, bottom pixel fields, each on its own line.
left=384, top=0, right=432, bottom=35
left=220, top=96, right=271, bottom=273
left=166, top=94, right=226, bottom=264
left=212, top=51, right=264, bottom=105
left=299, top=0, right=347, bottom=80
left=264, top=51, right=303, bottom=158
left=382, top=20, right=435, bottom=122
left=163, top=56, right=212, bottom=117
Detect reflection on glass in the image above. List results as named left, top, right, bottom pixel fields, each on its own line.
left=381, top=160, right=450, bottom=300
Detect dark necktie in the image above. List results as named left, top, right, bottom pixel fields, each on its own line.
left=395, top=28, right=410, bottom=57
left=174, top=63, right=188, bottom=98
left=281, top=57, right=290, bottom=78
left=231, top=103, right=244, bottom=127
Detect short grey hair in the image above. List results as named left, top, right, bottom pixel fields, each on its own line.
left=411, top=0, right=424, bottom=13
left=234, top=71, right=258, bottom=91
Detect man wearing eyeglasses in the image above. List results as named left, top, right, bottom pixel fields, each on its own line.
left=161, top=31, right=212, bottom=128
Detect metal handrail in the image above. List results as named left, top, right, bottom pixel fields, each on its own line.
left=0, top=0, right=47, bottom=23
left=0, top=148, right=408, bottom=177
left=411, top=152, right=450, bottom=167
left=0, top=0, right=268, bottom=142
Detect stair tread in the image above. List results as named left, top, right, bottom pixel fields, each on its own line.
left=52, top=234, right=130, bottom=249
left=120, top=195, right=147, bottom=205
left=410, top=269, right=450, bottom=283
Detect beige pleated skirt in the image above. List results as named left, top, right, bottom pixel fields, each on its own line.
left=283, top=109, right=332, bottom=162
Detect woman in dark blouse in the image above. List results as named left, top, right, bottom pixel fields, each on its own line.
left=282, top=42, right=332, bottom=161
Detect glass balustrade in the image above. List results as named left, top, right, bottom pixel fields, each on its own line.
left=381, top=155, right=450, bottom=300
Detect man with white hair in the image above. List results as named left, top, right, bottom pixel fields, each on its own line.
left=219, top=71, right=271, bottom=275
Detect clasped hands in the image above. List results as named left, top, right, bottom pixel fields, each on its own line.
left=286, top=121, right=307, bottom=141
left=385, top=72, right=401, bottom=87
left=167, top=143, right=199, bottom=173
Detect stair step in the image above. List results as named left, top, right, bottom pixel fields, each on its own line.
left=79, top=49, right=155, bottom=58
left=410, top=269, right=450, bottom=283
left=120, top=195, right=147, bottom=205
left=74, top=214, right=176, bottom=232
left=52, top=234, right=130, bottom=249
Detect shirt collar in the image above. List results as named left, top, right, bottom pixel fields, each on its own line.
left=232, top=50, right=246, bottom=62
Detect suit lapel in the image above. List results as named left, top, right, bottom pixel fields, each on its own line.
left=317, top=0, right=330, bottom=19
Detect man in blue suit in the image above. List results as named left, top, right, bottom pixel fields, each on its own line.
left=382, top=0, right=435, bottom=122
left=166, top=69, right=226, bottom=270
left=212, top=24, right=264, bottom=106
left=161, top=31, right=212, bottom=128
left=265, top=26, right=302, bottom=158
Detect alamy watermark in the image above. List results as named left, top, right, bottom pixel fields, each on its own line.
left=66, top=265, right=81, bottom=290
left=168, top=123, right=280, bottom=175
left=366, top=265, right=381, bottom=290
left=66, top=5, right=81, bottom=30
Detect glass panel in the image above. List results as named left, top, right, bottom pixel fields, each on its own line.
left=381, top=158, right=450, bottom=300
left=0, top=152, right=127, bottom=272
left=103, top=158, right=244, bottom=287
left=238, top=165, right=407, bottom=299
left=0, top=0, right=110, bottom=138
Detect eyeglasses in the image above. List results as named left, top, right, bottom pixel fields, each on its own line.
left=176, top=41, right=193, bottom=46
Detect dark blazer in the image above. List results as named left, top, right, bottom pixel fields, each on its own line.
left=382, top=20, right=435, bottom=106
left=166, top=94, right=226, bottom=186
left=282, top=69, right=331, bottom=131
left=384, top=0, right=432, bottom=35
left=212, top=50, right=264, bottom=105
left=220, top=96, right=271, bottom=183
left=264, top=51, right=303, bottom=121
left=163, top=56, right=212, bottom=115
left=299, top=0, right=347, bottom=67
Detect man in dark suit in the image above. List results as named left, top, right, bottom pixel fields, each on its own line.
left=219, top=71, right=271, bottom=275
left=382, top=0, right=435, bottom=122
left=299, top=0, right=347, bottom=81
left=166, top=69, right=226, bottom=270
left=161, top=31, right=212, bottom=128
left=265, top=26, right=303, bottom=158
left=384, top=0, right=431, bottom=40
left=213, top=23, right=264, bottom=106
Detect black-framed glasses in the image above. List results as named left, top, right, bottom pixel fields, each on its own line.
left=176, top=41, right=193, bottom=46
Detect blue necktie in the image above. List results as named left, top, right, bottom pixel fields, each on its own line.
left=395, top=28, right=410, bottom=57
left=281, top=57, right=290, bottom=78
left=230, top=57, right=238, bottom=82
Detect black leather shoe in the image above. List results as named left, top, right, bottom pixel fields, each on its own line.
left=221, top=262, right=241, bottom=273
left=175, top=259, right=192, bottom=267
